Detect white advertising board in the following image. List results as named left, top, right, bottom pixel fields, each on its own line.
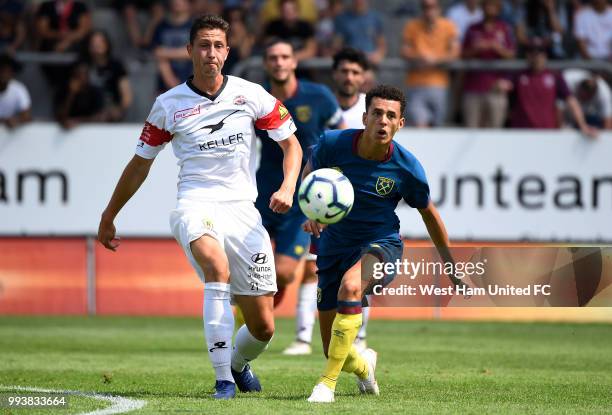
left=1, top=124, right=610, bottom=241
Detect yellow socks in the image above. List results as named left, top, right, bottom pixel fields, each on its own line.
left=342, top=346, right=369, bottom=380
left=319, top=301, right=362, bottom=390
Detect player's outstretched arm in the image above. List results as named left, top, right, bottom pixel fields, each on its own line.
left=270, top=134, right=302, bottom=214
left=301, top=160, right=313, bottom=181
left=98, top=155, right=154, bottom=251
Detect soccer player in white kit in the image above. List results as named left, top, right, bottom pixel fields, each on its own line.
left=97, top=15, right=302, bottom=399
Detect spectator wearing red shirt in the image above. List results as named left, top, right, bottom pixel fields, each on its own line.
left=497, top=38, right=597, bottom=138
left=462, top=0, right=515, bottom=128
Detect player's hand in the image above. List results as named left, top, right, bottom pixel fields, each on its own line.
left=269, top=187, right=293, bottom=214
left=97, top=216, right=121, bottom=251
left=303, top=220, right=326, bottom=238
left=580, top=124, right=599, bottom=139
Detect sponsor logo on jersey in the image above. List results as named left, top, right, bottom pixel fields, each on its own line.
left=198, top=133, right=245, bottom=151
left=233, top=95, right=247, bottom=105
left=173, top=104, right=201, bottom=121
left=251, top=253, right=268, bottom=264
left=295, top=105, right=312, bottom=122
left=375, top=177, right=395, bottom=196
left=188, top=109, right=243, bottom=135
left=279, top=104, right=289, bottom=119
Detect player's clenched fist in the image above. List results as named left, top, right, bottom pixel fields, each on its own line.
left=302, top=219, right=326, bottom=238
left=269, top=188, right=293, bottom=214
left=97, top=216, right=121, bottom=251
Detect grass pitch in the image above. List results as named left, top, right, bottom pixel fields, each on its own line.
left=0, top=316, right=611, bottom=414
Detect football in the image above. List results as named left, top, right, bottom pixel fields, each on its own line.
left=298, top=168, right=354, bottom=224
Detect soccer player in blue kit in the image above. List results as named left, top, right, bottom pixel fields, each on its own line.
left=254, top=38, right=346, bottom=355
left=302, top=85, right=454, bottom=403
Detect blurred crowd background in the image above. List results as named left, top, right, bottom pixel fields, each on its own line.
left=0, top=0, right=610, bottom=131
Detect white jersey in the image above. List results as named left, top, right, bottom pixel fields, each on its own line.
left=0, top=79, right=31, bottom=119
left=341, top=93, right=366, bottom=129
left=136, top=75, right=296, bottom=202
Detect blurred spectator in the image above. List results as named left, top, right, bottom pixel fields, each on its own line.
left=516, top=0, right=566, bottom=58
left=315, top=0, right=343, bottom=57
left=263, top=0, right=317, bottom=61
left=112, top=0, right=165, bottom=50
left=79, top=30, right=133, bottom=122
left=35, top=0, right=91, bottom=53
left=259, top=0, right=318, bottom=25
left=333, top=0, right=386, bottom=65
left=401, top=0, right=460, bottom=127
left=35, top=0, right=92, bottom=88
left=54, top=62, right=105, bottom=129
left=152, top=0, right=192, bottom=92
left=461, top=0, right=515, bottom=128
left=497, top=39, right=597, bottom=137
left=0, top=54, right=31, bottom=129
left=331, top=47, right=369, bottom=127
left=499, top=0, right=523, bottom=27
left=446, top=0, right=483, bottom=42
left=192, top=0, right=223, bottom=16
left=0, top=0, right=26, bottom=54
left=574, top=0, right=612, bottom=60
left=563, top=69, right=612, bottom=129
left=223, top=6, right=255, bottom=74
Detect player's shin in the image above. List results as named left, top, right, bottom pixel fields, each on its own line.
left=319, top=301, right=362, bottom=390
left=203, top=283, right=234, bottom=383
left=231, top=325, right=272, bottom=372
left=296, top=282, right=318, bottom=343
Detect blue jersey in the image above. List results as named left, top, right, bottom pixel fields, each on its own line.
left=256, top=80, right=342, bottom=195
left=310, top=129, right=430, bottom=255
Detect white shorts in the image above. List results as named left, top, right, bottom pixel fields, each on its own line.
left=169, top=199, right=277, bottom=296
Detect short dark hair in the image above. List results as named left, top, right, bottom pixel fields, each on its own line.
left=332, top=47, right=369, bottom=71
left=190, top=15, right=230, bottom=44
left=263, top=37, right=294, bottom=58
left=0, top=53, right=21, bottom=72
left=365, top=85, right=406, bottom=115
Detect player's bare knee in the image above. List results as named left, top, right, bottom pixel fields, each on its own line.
left=190, top=239, right=229, bottom=281
left=338, top=280, right=361, bottom=300
left=248, top=320, right=275, bottom=341
left=275, top=267, right=295, bottom=286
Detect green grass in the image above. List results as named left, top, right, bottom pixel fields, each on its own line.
left=0, top=316, right=611, bottom=414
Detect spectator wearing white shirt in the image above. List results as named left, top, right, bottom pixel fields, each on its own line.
left=563, top=69, right=612, bottom=130
left=574, top=0, right=612, bottom=60
left=446, top=0, right=483, bottom=42
left=0, top=54, right=31, bottom=129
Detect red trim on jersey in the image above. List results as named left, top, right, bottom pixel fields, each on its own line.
left=139, top=122, right=172, bottom=146
left=255, top=100, right=291, bottom=130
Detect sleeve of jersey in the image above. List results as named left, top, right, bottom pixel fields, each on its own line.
left=254, top=99, right=297, bottom=141
left=402, top=159, right=431, bottom=209
left=309, top=134, right=329, bottom=170
left=135, top=98, right=173, bottom=159
left=321, top=87, right=344, bottom=128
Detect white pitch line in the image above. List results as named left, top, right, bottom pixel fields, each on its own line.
left=0, top=385, right=146, bottom=415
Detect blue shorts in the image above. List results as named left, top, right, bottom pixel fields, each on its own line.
left=255, top=196, right=309, bottom=260
left=316, top=237, right=403, bottom=311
